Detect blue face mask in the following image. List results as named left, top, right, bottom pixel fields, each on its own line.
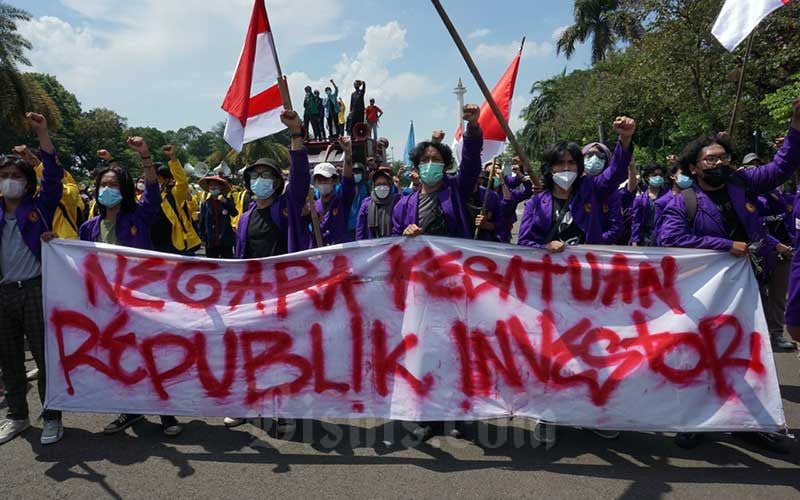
left=210, top=189, right=221, bottom=197
left=251, top=178, right=275, bottom=199
left=98, top=187, right=123, bottom=208
left=419, top=162, right=444, bottom=186
left=676, top=174, right=693, bottom=190
left=491, top=177, right=502, bottom=189
left=354, top=174, right=363, bottom=184
left=584, top=155, right=605, bottom=176
left=649, top=175, right=664, bottom=188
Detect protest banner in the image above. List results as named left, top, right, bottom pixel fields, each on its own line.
left=43, top=237, right=785, bottom=432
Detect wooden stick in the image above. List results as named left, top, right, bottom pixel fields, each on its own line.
left=431, top=0, right=538, bottom=187
left=474, top=157, right=497, bottom=239
left=728, top=32, right=755, bottom=135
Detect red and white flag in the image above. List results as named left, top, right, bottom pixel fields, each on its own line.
left=711, top=0, right=791, bottom=51
left=453, top=53, right=521, bottom=165
left=222, top=0, right=286, bottom=152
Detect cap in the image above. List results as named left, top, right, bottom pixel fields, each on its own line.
left=742, top=153, right=760, bottom=165
left=313, top=162, right=338, bottom=178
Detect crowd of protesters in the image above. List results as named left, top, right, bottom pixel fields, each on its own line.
left=303, top=80, right=382, bottom=140
left=2, top=98, right=800, bottom=454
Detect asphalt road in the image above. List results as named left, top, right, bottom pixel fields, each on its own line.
left=2, top=349, right=800, bottom=500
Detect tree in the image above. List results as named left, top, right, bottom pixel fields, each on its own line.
left=71, top=108, right=134, bottom=177
left=556, top=0, right=643, bottom=64
left=26, top=73, right=81, bottom=166
left=0, top=2, right=31, bottom=68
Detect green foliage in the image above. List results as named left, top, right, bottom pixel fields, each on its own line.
left=761, top=74, right=800, bottom=138
left=520, top=0, right=800, bottom=168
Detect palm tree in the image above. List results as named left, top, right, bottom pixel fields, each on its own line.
left=556, top=0, right=642, bottom=64
left=0, top=2, right=32, bottom=68
left=518, top=74, right=564, bottom=157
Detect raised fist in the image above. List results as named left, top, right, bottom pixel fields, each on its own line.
left=463, top=105, right=480, bottom=126
left=613, top=116, right=636, bottom=139
left=162, top=145, right=177, bottom=159
left=127, top=136, right=150, bottom=158
left=12, top=145, right=38, bottom=166
left=96, top=149, right=113, bottom=161
left=432, top=130, right=445, bottom=143
left=280, top=109, right=303, bottom=133
left=338, top=135, right=352, bottom=154
left=25, top=112, right=47, bottom=134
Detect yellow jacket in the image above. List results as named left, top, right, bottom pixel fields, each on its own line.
left=231, top=189, right=251, bottom=230
left=35, top=163, right=84, bottom=239
left=160, top=159, right=202, bottom=251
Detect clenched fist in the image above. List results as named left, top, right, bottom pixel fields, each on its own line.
left=127, top=136, right=150, bottom=158
left=280, top=109, right=303, bottom=134
left=26, top=112, right=47, bottom=134
left=463, top=105, right=480, bottom=126
left=162, top=145, right=177, bottom=160
left=613, top=116, right=636, bottom=148
left=96, top=149, right=113, bottom=161
left=12, top=145, right=38, bottom=166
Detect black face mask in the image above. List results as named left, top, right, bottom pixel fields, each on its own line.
left=701, top=165, right=731, bottom=187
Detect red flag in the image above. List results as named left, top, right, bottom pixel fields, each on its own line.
left=454, top=53, right=521, bottom=164
left=222, top=0, right=285, bottom=152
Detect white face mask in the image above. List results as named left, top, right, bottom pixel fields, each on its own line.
left=374, top=185, right=391, bottom=199
left=553, top=171, right=578, bottom=191
left=136, top=182, right=145, bottom=191
left=0, top=178, right=27, bottom=199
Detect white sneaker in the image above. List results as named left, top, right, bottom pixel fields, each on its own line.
left=40, top=419, right=64, bottom=445
left=223, top=417, right=246, bottom=428
left=26, top=368, right=39, bottom=381
left=0, top=418, right=30, bottom=445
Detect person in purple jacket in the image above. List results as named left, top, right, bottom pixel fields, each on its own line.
left=355, top=167, right=400, bottom=240
left=310, top=136, right=355, bottom=247
left=467, top=168, right=502, bottom=241
left=497, top=162, right=534, bottom=243
left=518, top=116, right=636, bottom=252
left=652, top=164, right=694, bottom=236
left=629, top=163, right=669, bottom=246
left=660, top=99, right=800, bottom=451
left=234, top=110, right=311, bottom=259
left=392, top=104, right=483, bottom=239
left=0, top=112, right=64, bottom=446
left=79, top=136, right=184, bottom=437
left=582, top=142, right=627, bottom=245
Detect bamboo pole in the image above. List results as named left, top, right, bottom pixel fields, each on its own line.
left=727, top=32, right=755, bottom=136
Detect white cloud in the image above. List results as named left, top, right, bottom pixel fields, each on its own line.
left=468, top=28, right=492, bottom=39
left=508, top=95, right=529, bottom=133
left=552, top=25, right=570, bottom=42
left=473, top=39, right=553, bottom=62
left=285, top=21, right=441, bottom=113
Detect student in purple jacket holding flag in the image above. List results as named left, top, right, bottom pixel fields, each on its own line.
left=0, top=112, right=64, bottom=446
left=234, top=110, right=311, bottom=259
left=660, top=98, right=800, bottom=451
left=518, top=116, right=636, bottom=252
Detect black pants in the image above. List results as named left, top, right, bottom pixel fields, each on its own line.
left=307, top=113, right=321, bottom=139
left=205, top=244, right=234, bottom=259
left=327, top=112, right=338, bottom=138
left=0, top=277, right=61, bottom=421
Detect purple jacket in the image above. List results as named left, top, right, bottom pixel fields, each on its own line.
left=785, top=191, right=800, bottom=326
left=658, top=127, right=800, bottom=274
left=473, top=186, right=501, bottom=242
left=629, top=188, right=669, bottom=245
left=355, top=193, right=401, bottom=240
left=235, top=149, right=312, bottom=258
left=0, top=149, right=63, bottom=260
left=757, top=189, right=795, bottom=244
left=653, top=191, right=679, bottom=238
left=80, top=180, right=161, bottom=249
left=497, top=178, right=533, bottom=243
left=518, top=140, right=633, bottom=247
left=312, top=175, right=356, bottom=247
left=392, top=127, right=483, bottom=238
left=600, top=188, right=624, bottom=244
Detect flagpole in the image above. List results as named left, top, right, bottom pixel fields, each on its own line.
left=263, top=4, right=292, bottom=110
left=430, top=0, right=538, bottom=186
left=727, top=31, right=755, bottom=135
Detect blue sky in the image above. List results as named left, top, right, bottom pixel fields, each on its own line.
left=16, top=0, right=592, bottom=158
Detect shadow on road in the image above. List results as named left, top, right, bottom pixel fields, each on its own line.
left=21, top=417, right=800, bottom=498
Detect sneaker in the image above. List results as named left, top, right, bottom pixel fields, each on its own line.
left=675, top=432, right=704, bottom=449
left=223, top=417, right=246, bottom=428
left=0, top=418, right=30, bottom=445
left=40, top=419, right=64, bottom=445
left=733, top=432, right=791, bottom=454
left=160, top=416, right=182, bottom=436
left=103, top=414, right=144, bottom=434
left=591, top=429, right=621, bottom=440
left=26, top=368, right=39, bottom=381
left=411, top=424, right=434, bottom=443
left=772, top=337, right=796, bottom=351
left=275, top=418, right=296, bottom=434
left=535, top=421, right=557, bottom=445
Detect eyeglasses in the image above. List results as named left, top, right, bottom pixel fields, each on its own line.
left=249, top=172, right=276, bottom=180
left=700, top=154, right=731, bottom=165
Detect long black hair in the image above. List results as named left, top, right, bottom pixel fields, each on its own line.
left=540, top=141, right=584, bottom=191
left=0, top=154, right=38, bottom=198
left=93, top=166, right=138, bottom=216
